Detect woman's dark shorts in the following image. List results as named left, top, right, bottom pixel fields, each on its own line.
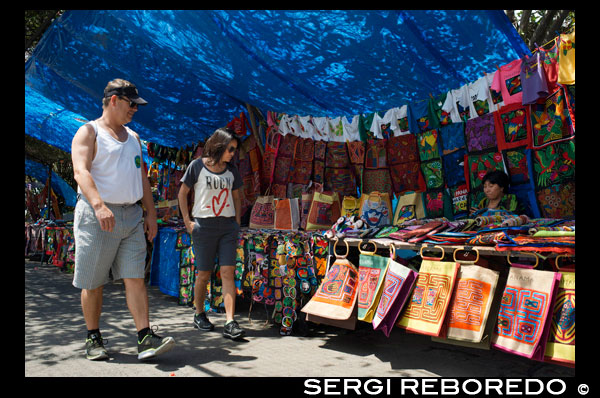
left=191, top=216, right=240, bottom=271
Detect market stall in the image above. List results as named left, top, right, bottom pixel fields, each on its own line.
left=25, top=10, right=574, bottom=369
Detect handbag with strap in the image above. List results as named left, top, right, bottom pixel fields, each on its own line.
left=273, top=197, right=300, bottom=231
left=544, top=271, right=575, bottom=367
left=341, top=196, right=361, bottom=218
left=301, top=239, right=359, bottom=330
left=357, top=241, right=390, bottom=323
left=393, top=192, right=425, bottom=225
left=359, top=191, right=393, bottom=227
left=491, top=266, right=561, bottom=360
left=305, top=191, right=341, bottom=230
left=372, top=245, right=418, bottom=337
left=397, top=246, right=460, bottom=337
left=249, top=191, right=275, bottom=230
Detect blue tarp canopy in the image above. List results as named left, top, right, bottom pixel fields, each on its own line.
left=25, top=158, right=78, bottom=207
left=25, top=10, right=529, bottom=152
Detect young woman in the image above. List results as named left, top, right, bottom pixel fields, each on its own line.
left=178, top=127, right=245, bottom=339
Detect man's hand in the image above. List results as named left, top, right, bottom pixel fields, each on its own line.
left=144, top=212, right=158, bottom=241
left=94, top=204, right=116, bottom=232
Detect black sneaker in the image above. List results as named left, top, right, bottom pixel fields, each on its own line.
left=85, top=333, right=109, bottom=361
left=137, top=327, right=175, bottom=361
left=193, top=312, right=215, bottom=331
left=223, top=320, right=245, bottom=340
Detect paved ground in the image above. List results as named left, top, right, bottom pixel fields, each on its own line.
left=25, top=260, right=575, bottom=378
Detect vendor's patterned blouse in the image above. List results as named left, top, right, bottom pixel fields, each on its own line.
left=475, top=193, right=522, bottom=214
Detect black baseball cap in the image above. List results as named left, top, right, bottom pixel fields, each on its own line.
left=104, top=84, right=148, bottom=105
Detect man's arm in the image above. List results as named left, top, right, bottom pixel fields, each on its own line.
left=71, top=123, right=115, bottom=232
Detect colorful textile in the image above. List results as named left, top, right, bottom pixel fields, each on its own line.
left=357, top=251, right=390, bottom=322
left=448, top=184, right=469, bottom=218
left=417, top=129, right=441, bottom=161
left=301, top=255, right=359, bottom=325
left=491, top=58, right=524, bottom=106
left=538, top=39, right=560, bottom=94
left=393, top=192, right=425, bottom=225
left=503, top=147, right=531, bottom=185
left=439, top=122, right=466, bottom=155
left=544, top=271, right=575, bottom=367
left=536, top=181, right=575, bottom=219
left=386, top=133, right=419, bottom=165
left=558, top=31, right=575, bottom=85
left=314, top=140, right=327, bottom=160
left=520, top=52, right=549, bottom=105
left=373, top=258, right=417, bottom=337
left=532, top=140, right=575, bottom=189
left=421, top=159, right=444, bottom=190
left=530, top=86, right=574, bottom=149
left=424, top=190, right=445, bottom=219
left=444, top=265, right=499, bottom=343
left=359, top=191, right=393, bottom=227
left=397, top=259, right=459, bottom=337
left=389, top=161, right=425, bottom=194
left=325, top=141, right=350, bottom=168
left=442, top=148, right=467, bottom=187
left=324, top=167, right=357, bottom=196
left=466, top=150, right=505, bottom=191
left=492, top=268, right=561, bottom=360
left=494, top=103, right=532, bottom=151
left=475, top=193, right=520, bottom=214
left=347, top=140, right=365, bottom=164
left=409, top=98, right=440, bottom=133
left=362, top=168, right=392, bottom=195
left=465, top=112, right=497, bottom=152
left=364, top=139, right=388, bottom=169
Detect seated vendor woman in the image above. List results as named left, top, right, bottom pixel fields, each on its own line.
left=470, top=170, right=524, bottom=215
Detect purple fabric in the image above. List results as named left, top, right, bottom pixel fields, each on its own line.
left=465, top=112, right=497, bottom=152
left=373, top=269, right=417, bottom=337
left=520, top=52, right=549, bottom=105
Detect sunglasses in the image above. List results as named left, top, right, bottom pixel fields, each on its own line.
left=118, top=96, right=138, bottom=108
left=227, top=145, right=238, bottom=153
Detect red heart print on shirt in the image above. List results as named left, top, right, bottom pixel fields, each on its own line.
left=212, top=188, right=229, bottom=216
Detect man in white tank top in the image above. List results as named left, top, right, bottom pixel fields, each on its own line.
left=71, top=79, right=175, bottom=361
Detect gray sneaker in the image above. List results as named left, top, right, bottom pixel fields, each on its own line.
left=194, top=312, right=215, bottom=331
left=85, top=333, right=109, bottom=361
left=223, top=320, right=245, bottom=340
left=137, top=327, right=175, bottom=361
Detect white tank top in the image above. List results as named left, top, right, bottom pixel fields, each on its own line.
left=77, top=120, right=144, bottom=204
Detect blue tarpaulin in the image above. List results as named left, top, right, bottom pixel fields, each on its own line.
left=25, top=10, right=529, bottom=151
left=25, top=158, right=77, bottom=207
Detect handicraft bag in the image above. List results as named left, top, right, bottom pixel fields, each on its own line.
left=363, top=139, right=392, bottom=194
left=301, top=239, right=359, bottom=330
left=397, top=247, right=460, bottom=337
left=273, top=198, right=300, bottom=231
left=305, top=191, right=341, bottom=230
left=439, top=258, right=500, bottom=344
left=357, top=241, right=391, bottom=322
left=491, top=267, right=561, bottom=360
left=393, top=192, right=425, bottom=225
left=249, top=192, right=275, bottom=230
left=544, top=270, right=575, bottom=367
left=341, top=196, right=361, bottom=218
left=372, top=245, right=418, bottom=337
left=359, top=191, right=393, bottom=227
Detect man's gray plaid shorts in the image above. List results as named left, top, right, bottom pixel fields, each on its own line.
left=72, top=196, right=146, bottom=290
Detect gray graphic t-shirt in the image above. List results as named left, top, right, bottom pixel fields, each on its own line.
left=181, top=158, right=242, bottom=218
